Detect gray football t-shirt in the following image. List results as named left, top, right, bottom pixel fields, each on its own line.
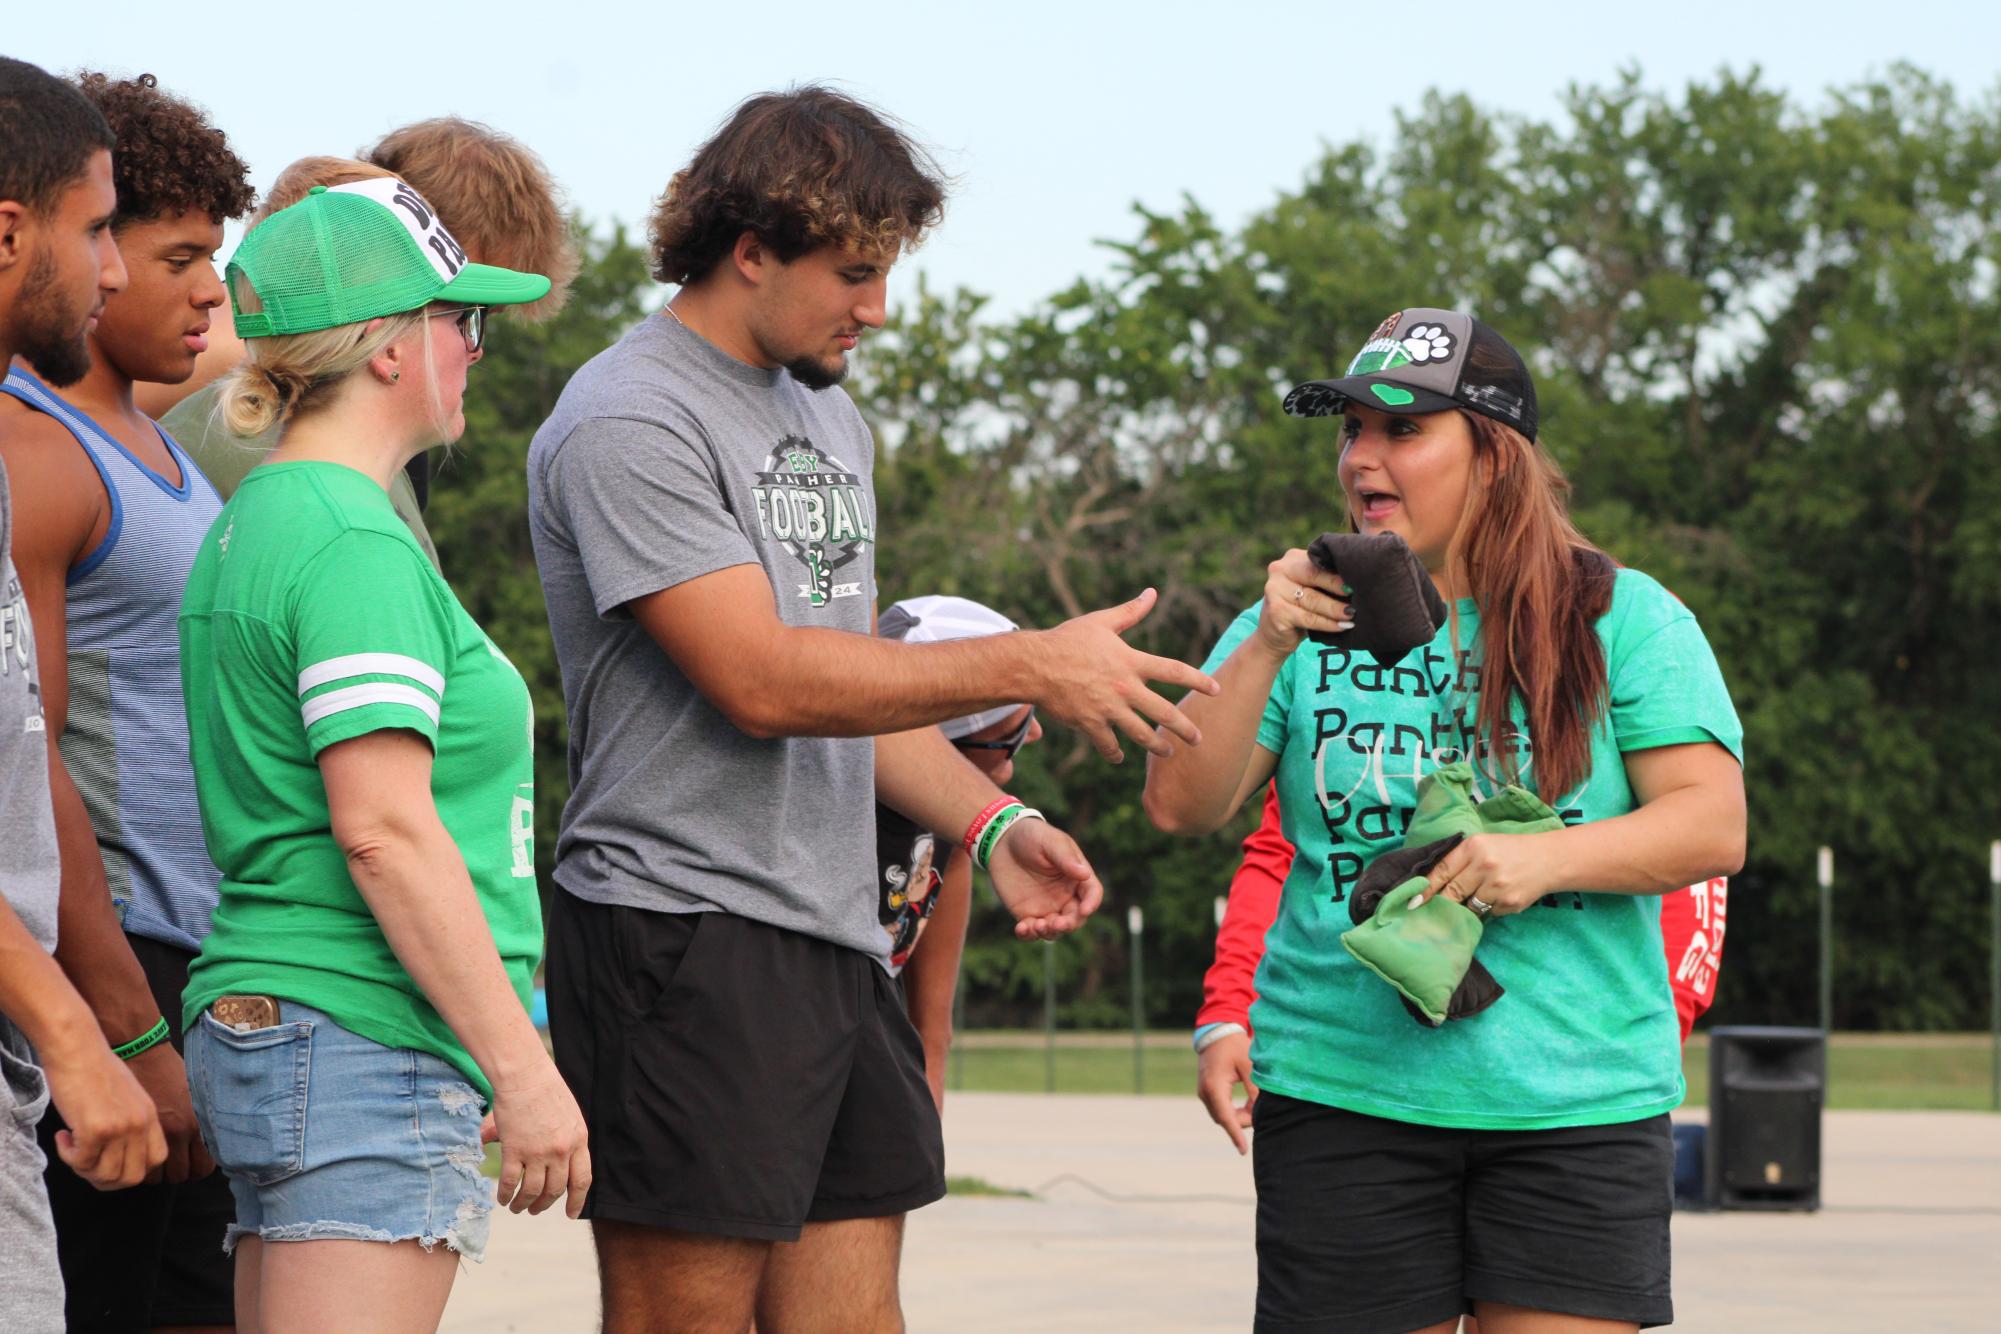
left=0, top=459, right=65, bottom=1328
left=0, top=457, right=59, bottom=954
left=528, top=314, right=887, bottom=962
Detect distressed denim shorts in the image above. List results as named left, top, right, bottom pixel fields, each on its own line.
left=186, top=1001, right=494, bottom=1261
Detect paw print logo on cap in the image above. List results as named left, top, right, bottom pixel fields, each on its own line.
left=1401, top=324, right=1455, bottom=364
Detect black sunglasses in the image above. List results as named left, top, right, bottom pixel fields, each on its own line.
left=953, top=708, right=1035, bottom=758
left=432, top=304, right=487, bottom=354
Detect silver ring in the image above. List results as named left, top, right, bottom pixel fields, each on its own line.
left=1292, top=586, right=1305, bottom=602
left=1466, top=894, right=1494, bottom=918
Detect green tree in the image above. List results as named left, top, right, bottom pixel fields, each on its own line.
left=424, top=66, right=1998, bottom=1032
left=858, top=65, right=2001, bottom=1031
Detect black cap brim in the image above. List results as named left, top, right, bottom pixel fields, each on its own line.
left=1282, top=375, right=1462, bottom=419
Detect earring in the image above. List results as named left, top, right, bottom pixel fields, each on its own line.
left=390, top=371, right=400, bottom=382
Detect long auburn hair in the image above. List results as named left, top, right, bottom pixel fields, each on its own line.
left=1439, top=411, right=1618, bottom=805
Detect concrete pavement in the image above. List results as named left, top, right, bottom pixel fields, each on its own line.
left=439, top=1096, right=2000, bottom=1332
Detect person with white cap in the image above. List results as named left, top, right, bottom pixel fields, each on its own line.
left=873, top=595, right=1043, bottom=1111
left=747, top=593, right=1047, bottom=1321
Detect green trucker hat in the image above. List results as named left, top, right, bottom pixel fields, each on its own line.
left=226, top=179, right=550, bottom=338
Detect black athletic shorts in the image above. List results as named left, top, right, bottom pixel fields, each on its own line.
left=37, top=933, right=236, bottom=1331
left=546, top=890, right=946, bottom=1241
left=1252, top=1092, right=1673, bottom=1333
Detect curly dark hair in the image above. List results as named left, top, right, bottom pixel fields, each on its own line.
left=73, top=72, right=254, bottom=229
left=649, top=85, right=946, bottom=286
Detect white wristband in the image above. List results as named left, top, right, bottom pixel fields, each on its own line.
left=983, top=806, right=1045, bottom=865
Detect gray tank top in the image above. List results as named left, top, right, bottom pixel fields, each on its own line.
left=0, top=456, right=61, bottom=953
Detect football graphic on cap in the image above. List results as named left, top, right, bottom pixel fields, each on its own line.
left=1402, top=325, right=1455, bottom=363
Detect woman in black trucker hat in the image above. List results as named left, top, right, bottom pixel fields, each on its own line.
left=1146, top=309, right=1746, bottom=1333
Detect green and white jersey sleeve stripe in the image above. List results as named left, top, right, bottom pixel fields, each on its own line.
left=289, top=531, right=453, bottom=755
left=298, top=654, right=447, bottom=730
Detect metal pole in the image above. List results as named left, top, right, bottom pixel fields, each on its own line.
left=1818, top=846, right=1834, bottom=1038
left=1989, top=841, right=1999, bottom=1113
left=951, top=977, right=965, bottom=1094
left=1043, top=940, right=1056, bottom=1095
left=1129, top=905, right=1146, bottom=1095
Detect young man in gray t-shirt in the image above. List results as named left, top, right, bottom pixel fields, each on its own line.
left=0, top=58, right=168, bottom=1330
left=529, top=88, right=1216, bottom=1330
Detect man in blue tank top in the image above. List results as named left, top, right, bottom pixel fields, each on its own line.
left=0, top=71, right=253, bottom=1334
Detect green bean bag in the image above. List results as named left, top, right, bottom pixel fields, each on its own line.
left=1340, top=762, right=1565, bottom=1026
left=1342, top=877, right=1484, bottom=1025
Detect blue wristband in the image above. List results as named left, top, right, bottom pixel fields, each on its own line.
left=1192, top=1021, right=1247, bottom=1053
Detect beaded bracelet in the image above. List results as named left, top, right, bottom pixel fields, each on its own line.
left=112, top=1016, right=171, bottom=1062
left=974, top=804, right=1045, bottom=869
left=962, top=796, right=1024, bottom=858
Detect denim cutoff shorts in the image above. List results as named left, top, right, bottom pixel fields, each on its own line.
left=186, top=1001, right=494, bottom=1260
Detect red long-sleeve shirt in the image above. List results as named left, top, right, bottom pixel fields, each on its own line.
left=1196, top=783, right=1727, bottom=1042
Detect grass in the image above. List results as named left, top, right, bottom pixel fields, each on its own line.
left=945, top=1175, right=1035, bottom=1198
left=1681, top=1033, right=1999, bottom=1111
left=946, top=1031, right=2001, bottom=1112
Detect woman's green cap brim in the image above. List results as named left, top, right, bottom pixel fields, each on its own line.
left=436, top=262, right=551, bottom=308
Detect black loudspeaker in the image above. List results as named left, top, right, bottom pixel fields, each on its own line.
left=1705, top=1026, right=1825, bottom=1211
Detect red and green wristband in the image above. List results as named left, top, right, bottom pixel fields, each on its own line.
left=962, top=797, right=1021, bottom=857
left=962, top=796, right=1047, bottom=870
left=112, top=1016, right=171, bottom=1061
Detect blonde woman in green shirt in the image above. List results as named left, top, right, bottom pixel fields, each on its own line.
left=150, top=118, right=581, bottom=570
left=178, top=180, right=586, bottom=1333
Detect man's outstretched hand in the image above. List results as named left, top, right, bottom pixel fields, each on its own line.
left=1033, top=589, right=1220, bottom=764
left=988, top=818, right=1105, bottom=940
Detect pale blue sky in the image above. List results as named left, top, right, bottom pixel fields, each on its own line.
left=12, top=2, right=2001, bottom=316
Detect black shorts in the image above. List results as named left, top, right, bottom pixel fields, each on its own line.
left=1252, top=1092, right=1673, bottom=1333
left=546, top=890, right=945, bottom=1241
left=37, top=933, right=235, bottom=1331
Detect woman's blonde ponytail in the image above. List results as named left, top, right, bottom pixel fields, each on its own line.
left=215, top=312, right=424, bottom=437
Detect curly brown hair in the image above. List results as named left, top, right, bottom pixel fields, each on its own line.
left=73, top=72, right=253, bottom=229
left=364, top=118, right=578, bottom=322
left=649, top=85, right=946, bottom=286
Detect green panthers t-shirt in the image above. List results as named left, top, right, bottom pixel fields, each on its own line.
left=1204, top=567, right=1742, bottom=1130
left=179, top=461, right=538, bottom=1100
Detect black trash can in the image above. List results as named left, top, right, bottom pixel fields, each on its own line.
left=1672, top=1123, right=1709, bottom=1210
left=1705, top=1025, right=1825, bottom=1211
